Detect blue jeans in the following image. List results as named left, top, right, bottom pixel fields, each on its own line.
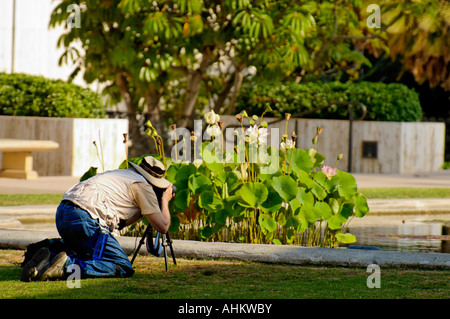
left=55, top=200, right=134, bottom=278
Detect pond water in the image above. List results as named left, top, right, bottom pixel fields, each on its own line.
left=17, top=213, right=450, bottom=254
left=346, top=213, right=450, bottom=253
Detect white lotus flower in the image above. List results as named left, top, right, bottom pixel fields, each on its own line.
left=206, top=124, right=221, bottom=137
left=258, top=127, right=268, bottom=146
left=204, top=110, right=220, bottom=125
left=245, top=125, right=269, bottom=147
left=280, top=138, right=295, bottom=152
left=245, top=124, right=259, bottom=144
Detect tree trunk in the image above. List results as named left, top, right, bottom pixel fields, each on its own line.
left=178, top=70, right=203, bottom=130
left=177, top=46, right=214, bottom=130
left=116, top=73, right=151, bottom=158
left=213, top=73, right=235, bottom=113
left=144, top=87, right=164, bottom=154
left=225, top=65, right=245, bottom=115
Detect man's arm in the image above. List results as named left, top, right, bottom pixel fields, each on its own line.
left=145, top=186, right=173, bottom=233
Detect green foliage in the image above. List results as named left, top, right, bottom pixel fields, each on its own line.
left=48, top=0, right=390, bottom=127
left=377, top=0, right=450, bottom=90
left=0, top=73, right=105, bottom=118
left=165, top=110, right=369, bottom=248
left=79, top=167, right=98, bottom=182
left=236, top=80, right=423, bottom=122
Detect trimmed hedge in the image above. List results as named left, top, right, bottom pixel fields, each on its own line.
left=236, top=81, right=423, bottom=122
left=0, top=73, right=105, bottom=118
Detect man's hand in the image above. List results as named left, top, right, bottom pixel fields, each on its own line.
left=162, top=185, right=174, bottom=203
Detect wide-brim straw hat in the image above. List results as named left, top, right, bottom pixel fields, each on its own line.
left=129, top=156, right=171, bottom=189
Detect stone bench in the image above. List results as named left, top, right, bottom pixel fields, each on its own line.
left=0, top=139, right=59, bottom=180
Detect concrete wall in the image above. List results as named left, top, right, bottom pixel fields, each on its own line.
left=399, top=122, right=445, bottom=174
left=0, top=116, right=128, bottom=176
left=348, top=121, right=445, bottom=174
left=220, top=115, right=445, bottom=174
left=0, top=115, right=443, bottom=176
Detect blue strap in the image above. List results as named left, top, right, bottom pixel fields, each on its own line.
left=151, top=232, right=162, bottom=257
left=93, top=230, right=108, bottom=261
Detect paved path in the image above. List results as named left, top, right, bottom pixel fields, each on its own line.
left=353, top=170, right=450, bottom=188
left=0, top=176, right=79, bottom=194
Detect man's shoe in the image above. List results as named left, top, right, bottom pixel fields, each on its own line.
left=39, top=252, right=68, bottom=281
left=21, top=247, right=51, bottom=282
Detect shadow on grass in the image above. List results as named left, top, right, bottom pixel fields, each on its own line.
left=0, top=265, right=22, bottom=282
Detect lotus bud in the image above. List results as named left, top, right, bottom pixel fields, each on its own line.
left=235, top=113, right=244, bottom=123
left=145, top=120, right=154, bottom=128
left=145, top=125, right=156, bottom=137
left=190, top=131, right=198, bottom=142
left=316, top=127, right=323, bottom=135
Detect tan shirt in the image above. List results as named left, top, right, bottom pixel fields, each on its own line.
left=63, top=168, right=161, bottom=233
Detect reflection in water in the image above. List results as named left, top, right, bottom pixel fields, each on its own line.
left=346, top=213, right=450, bottom=253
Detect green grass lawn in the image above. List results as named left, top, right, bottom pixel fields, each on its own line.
left=0, top=250, right=448, bottom=299
left=0, top=194, right=63, bottom=206
left=1, top=190, right=449, bottom=301
left=359, top=188, right=450, bottom=199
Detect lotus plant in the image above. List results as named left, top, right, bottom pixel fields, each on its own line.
left=113, top=109, right=370, bottom=248
left=161, top=109, right=369, bottom=248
